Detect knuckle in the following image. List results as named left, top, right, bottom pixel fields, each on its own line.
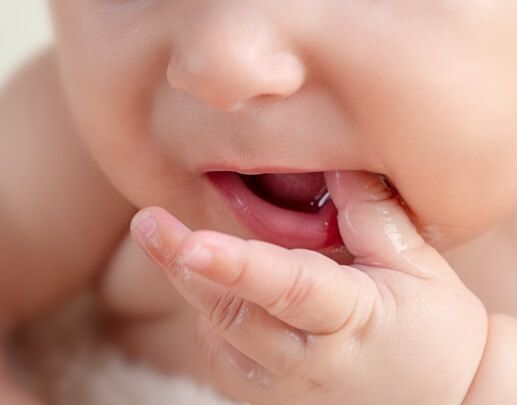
left=266, top=259, right=312, bottom=320
left=209, top=291, right=247, bottom=333
left=326, top=270, right=380, bottom=336
left=227, top=249, right=250, bottom=287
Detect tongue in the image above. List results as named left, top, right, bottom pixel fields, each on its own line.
left=242, top=172, right=330, bottom=213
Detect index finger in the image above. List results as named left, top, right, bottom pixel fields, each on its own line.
left=174, top=230, right=379, bottom=334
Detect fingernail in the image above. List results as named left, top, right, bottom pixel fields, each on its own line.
left=176, top=242, right=213, bottom=271
left=131, top=212, right=157, bottom=241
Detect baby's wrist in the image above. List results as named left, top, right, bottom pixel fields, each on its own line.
left=462, top=314, right=517, bottom=404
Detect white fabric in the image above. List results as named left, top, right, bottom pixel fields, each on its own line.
left=10, top=295, right=242, bottom=405
left=0, top=2, right=52, bottom=87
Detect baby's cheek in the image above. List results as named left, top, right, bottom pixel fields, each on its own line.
left=393, top=158, right=517, bottom=251
left=353, top=26, right=517, bottom=249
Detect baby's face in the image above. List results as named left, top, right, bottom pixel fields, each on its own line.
left=49, top=1, right=517, bottom=257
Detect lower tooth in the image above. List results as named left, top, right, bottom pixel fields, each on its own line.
left=316, top=191, right=331, bottom=208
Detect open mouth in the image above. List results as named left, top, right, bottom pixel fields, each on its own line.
left=206, top=171, right=350, bottom=258
left=239, top=172, right=331, bottom=213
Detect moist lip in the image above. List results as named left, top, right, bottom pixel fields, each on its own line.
left=206, top=171, right=345, bottom=251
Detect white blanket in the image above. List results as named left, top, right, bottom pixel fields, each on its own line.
left=10, top=295, right=243, bottom=405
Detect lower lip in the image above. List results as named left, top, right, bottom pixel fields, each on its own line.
left=206, top=172, right=344, bottom=251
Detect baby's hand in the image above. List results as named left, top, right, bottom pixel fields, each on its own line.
left=131, top=172, right=487, bottom=404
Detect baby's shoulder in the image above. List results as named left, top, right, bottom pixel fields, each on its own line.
left=0, top=48, right=66, bottom=132
left=0, top=48, right=135, bottom=327
left=0, top=48, right=78, bottom=170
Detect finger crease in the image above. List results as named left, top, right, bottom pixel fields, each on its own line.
left=226, top=248, right=250, bottom=288
left=211, top=292, right=246, bottom=333
left=267, top=261, right=312, bottom=319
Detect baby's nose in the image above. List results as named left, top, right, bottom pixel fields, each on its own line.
left=167, top=6, right=306, bottom=111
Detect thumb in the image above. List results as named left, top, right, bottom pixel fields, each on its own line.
left=325, top=171, right=452, bottom=278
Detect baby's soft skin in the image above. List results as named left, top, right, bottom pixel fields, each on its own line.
left=131, top=172, right=515, bottom=404
left=2, top=0, right=517, bottom=403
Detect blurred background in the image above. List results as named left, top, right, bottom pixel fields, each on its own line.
left=0, top=6, right=224, bottom=403
left=0, top=2, right=52, bottom=87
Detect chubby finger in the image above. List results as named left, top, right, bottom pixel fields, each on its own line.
left=172, top=271, right=307, bottom=377
left=173, top=231, right=378, bottom=334
left=131, top=207, right=306, bottom=375
left=325, top=171, right=453, bottom=278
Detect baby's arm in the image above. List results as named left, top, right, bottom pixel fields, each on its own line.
left=464, top=314, right=517, bottom=403
left=0, top=48, right=135, bottom=326
left=0, top=49, right=135, bottom=400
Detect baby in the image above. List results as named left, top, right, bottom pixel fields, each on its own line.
left=1, top=0, right=517, bottom=403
